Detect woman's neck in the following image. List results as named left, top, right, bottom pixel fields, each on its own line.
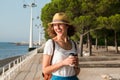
left=53, top=36, right=72, bottom=50
left=54, top=36, right=69, bottom=43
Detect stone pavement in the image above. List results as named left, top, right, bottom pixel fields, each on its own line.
left=78, top=68, right=120, bottom=80
left=78, top=52, right=120, bottom=80
left=11, top=53, right=120, bottom=80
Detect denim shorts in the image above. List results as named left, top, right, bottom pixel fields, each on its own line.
left=51, top=75, right=79, bottom=80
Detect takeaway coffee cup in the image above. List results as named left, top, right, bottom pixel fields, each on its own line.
left=69, top=53, right=77, bottom=67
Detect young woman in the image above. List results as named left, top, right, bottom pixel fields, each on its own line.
left=42, top=12, right=80, bottom=80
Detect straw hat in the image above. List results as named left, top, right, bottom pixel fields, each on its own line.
left=48, top=12, right=70, bottom=26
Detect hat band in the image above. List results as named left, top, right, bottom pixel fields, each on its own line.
left=52, top=20, right=69, bottom=23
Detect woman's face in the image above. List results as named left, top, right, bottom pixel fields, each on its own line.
left=53, top=23, right=68, bottom=37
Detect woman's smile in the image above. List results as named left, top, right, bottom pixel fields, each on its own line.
left=56, top=27, right=63, bottom=33
left=53, top=23, right=68, bottom=36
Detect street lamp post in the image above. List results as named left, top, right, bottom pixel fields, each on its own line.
left=35, top=24, right=41, bottom=45
left=23, top=3, right=37, bottom=51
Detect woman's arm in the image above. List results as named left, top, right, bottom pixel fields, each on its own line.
left=42, top=54, right=77, bottom=74
left=42, top=54, right=63, bottom=74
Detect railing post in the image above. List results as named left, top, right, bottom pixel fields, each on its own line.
left=19, top=57, right=22, bottom=70
left=8, top=63, right=11, bottom=80
left=17, top=59, right=19, bottom=72
left=13, top=61, right=15, bottom=66
left=13, top=61, right=16, bottom=76
left=2, top=67, right=5, bottom=75
left=9, top=63, right=11, bottom=70
left=2, top=67, right=5, bottom=80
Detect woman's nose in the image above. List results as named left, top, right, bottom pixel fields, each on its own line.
left=56, top=25, right=61, bottom=29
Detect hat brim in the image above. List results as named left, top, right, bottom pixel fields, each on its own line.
left=48, top=21, right=70, bottom=27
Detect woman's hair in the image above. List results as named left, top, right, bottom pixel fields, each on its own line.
left=47, top=24, right=76, bottom=38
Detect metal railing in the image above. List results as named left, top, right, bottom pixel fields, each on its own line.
left=0, top=49, right=37, bottom=80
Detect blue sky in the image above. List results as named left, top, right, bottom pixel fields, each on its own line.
left=0, top=0, right=51, bottom=42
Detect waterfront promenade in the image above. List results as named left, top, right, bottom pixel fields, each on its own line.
left=1, top=48, right=120, bottom=80
left=10, top=54, right=120, bottom=80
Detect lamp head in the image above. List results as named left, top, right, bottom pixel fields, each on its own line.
left=31, top=3, right=37, bottom=7
left=23, top=4, right=27, bottom=8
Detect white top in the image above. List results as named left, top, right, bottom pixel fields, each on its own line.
left=43, top=39, right=78, bottom=77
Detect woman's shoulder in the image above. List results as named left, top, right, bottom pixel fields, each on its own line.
left=46, top=39, right=53, bottom=42
left=44, top=39, right=54, bottom=55
left=45, top=39, right=53, bottom=45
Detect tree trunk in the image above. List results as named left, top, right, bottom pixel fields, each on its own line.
left=95, top=37, right=98, bottom=50
left=105, top=36, right=108, bottom=52
left=114, top=31, right=118, bottom=53
left=87, top=32, right=92, bottom=56
left=79, top=34, right=83, bottom=57
left=86, top=38, right=88, bottom=48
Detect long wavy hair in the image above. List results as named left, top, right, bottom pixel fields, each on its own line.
left=47, top=24, right=76, bottom=38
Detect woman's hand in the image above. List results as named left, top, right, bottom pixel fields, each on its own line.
left=62, top=56, right=77, bottom=66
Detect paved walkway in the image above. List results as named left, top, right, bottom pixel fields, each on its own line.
left=79, top=68, right=120, bottom=80
left=11, top=54, right=43, bottom=80
left=11, top=53, right=120, bottom=80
